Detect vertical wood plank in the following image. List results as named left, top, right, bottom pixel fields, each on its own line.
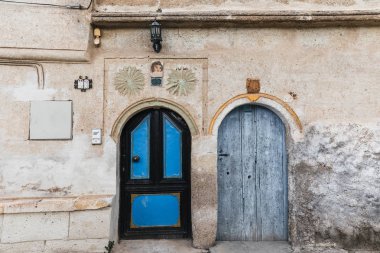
left=217, top=107, right=244, bottom=240
left=254, top=107, right=262, bottom=241
left=241, top=105, right=257, bottom=241
left=256, top=106, right=287, bottom=241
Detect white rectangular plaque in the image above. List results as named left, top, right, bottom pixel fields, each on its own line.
left=29, top=101, right=72, bottom=140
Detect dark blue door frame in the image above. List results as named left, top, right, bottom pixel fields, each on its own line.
left=119, top=108, right=191, bottom=239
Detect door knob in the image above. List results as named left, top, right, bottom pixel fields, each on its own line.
left=132, top=155, right=140, bottom=162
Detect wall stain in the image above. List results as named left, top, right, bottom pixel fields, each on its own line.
left=291, top=124, right=380, bottom=250
left=21, top=183, right=72, bottom=195
left=289, top=91, right=298, bottom=99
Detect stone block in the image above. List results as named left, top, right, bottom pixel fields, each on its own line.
left=295, top=247, right=348, bottom=253
left=192, top=207, right=217, bottom=249
left=69, top=208, right=111, bottom=239
left=1, top=212, right=69, bottom=243
left=0, top=195, right=113, bottom=214
left=96, top=0, right=156, bottom=6
left=350, top=251, right=380, bottom=253
left=44, top=239, right=109, bottom=253
left=0, top=241, right=45, bottom=253
left=0, top=214, right=3, bottom=243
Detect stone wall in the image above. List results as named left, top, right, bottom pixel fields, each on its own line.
left=290, top=124, right=380, bottom=250
left=0, top=196, right=112, bottom=252
left=95, top=0, right=380, bottom=12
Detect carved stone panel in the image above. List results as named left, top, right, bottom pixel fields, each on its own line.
left=104, top=58, right=208, bottom=135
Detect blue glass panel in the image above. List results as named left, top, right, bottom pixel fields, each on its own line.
left=131, top=116, right=150, bottom=179
left=163, top=116, right=182, bottom=178
left=131, top=194, right=180, bottom=228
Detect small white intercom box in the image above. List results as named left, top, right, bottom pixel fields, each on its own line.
left=92, top=128, right=102, bottom=145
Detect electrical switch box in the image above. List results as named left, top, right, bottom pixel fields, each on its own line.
left=92, top=128, right=102, bottom=145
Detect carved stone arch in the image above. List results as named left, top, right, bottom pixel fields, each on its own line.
left=111, top=98, right=200, bottom=142
left=208, top=93, right=303, bottom=140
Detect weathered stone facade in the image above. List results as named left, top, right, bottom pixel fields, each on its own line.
left=0, top=0, right=379, bottom=252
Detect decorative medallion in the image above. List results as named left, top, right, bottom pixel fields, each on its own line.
left=150, top=61, right=164, bottom=86
left=166, top=68, right=197, bottom=96
left=114, top=66, right=145, bottom=95
left=246, top=78, right=260, bottom=94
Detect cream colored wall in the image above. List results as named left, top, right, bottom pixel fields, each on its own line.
left=0, top=1, right=91, bottom=61
left=0, top=61, right=115, bottom=197
left=7, top=25, right=379, bottom=197
left=98, top=27, right=380, bottom=126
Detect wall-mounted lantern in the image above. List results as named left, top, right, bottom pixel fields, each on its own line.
left=74, top=76, right=93, bottom=92
left=150, top=19, right=162, bottom=53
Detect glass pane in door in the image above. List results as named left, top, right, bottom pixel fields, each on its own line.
left=163, top=115, right=182, bottom=178
left=130, top=115, right=150, bottom=179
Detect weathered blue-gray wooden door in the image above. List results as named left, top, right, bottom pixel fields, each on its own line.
left=217, top=105, right=288, bottom=241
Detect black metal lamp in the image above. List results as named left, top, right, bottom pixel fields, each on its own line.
left=74, top=76, right=92, bottom=92
left=150, top=19, right=162, bottom=53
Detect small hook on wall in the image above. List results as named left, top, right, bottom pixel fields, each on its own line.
left=94, top=28, right=101, bottom=47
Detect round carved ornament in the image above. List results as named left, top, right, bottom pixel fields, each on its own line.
left=166, top=69, right=197, bottom=96
left=114, top=66, right=145, bottom=95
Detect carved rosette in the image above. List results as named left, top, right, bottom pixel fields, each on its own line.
left=114, top=66, right=145, bottom=96
left=166, top=69, right=197, bottom=96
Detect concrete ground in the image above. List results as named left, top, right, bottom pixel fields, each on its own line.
left=210, top=241, right=291, bottom=253
left=113, top=240, right=291, bottom=253
left=113, top=239, right=206, bottom=253
left=112, top=240, right=379, bottom=253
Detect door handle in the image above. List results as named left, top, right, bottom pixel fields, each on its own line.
left=218, top=153, right=229, bottom=157
left=132, top=155, right=140, bottom=162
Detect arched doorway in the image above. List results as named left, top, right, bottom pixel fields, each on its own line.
left=119, top=108, right=191, bottom=239
left=217, top=104, right=288, bottom=241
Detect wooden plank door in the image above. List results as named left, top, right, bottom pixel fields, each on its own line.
left=119, top=109, right=191, bottom=239
left=217, top=105, right=287, bottom=241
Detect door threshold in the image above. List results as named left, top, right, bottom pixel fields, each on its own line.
left=114, top=239, right=205, bottom=253
left=210, top=241, right=291, bottom=253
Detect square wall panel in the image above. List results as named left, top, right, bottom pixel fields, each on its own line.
left=30, top=101, right=72, bottom=140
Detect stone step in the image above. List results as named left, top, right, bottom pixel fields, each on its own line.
left=113, top=239, right=206, bottom=253
left=210, top=241, right=292, bottom=253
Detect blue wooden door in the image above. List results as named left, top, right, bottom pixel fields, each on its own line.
left=217, top=105, right=288, bottom=241
left=119, top=109, right=191, bottom=239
